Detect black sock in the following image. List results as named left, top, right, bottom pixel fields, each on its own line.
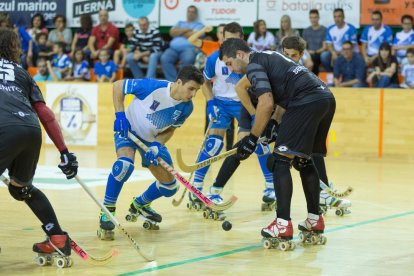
left=273, top=156, right=293, bottom=220
left=213, top=154, right=240, bottom=188
left=225, top=121, right=235, bottom=151
left=25, top=187, right=63, bottom=236
left=312, top=155, right=328, bottom=186
left=299, top=163, right=321, bottom=215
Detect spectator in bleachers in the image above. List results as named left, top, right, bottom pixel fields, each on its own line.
left=392, top=15, right=414, bottom=65
left=35, top=32, right=53, bottom=60
left=48, top=15, right=72, bottom=52
left=33, top=58, right=61, bottom=81
left=281, top=36, right=313, bottom=71
left=247, top=19, right=276, bottom=51
left=88, top=10, right=120, bottom=60
left=333, top=41, right=367, bottom=88
left=276, top=15, right=299, bottom=51
left=66, top=49, right=90, bottom=81
left=367, top=42, right=399, bottom=88
left=360, top=11, right=393, bottom=66
left=114, top=23, right=136, bottom=68
left=70, top=14, right=93, bottom=59
left=188, top=24, right=224, bottom=56
left=161, top=5, right=204, bottom=81
left=27, top=13, right=48, bottom=39
left=94, top=49, right=117, bottom=82
left=302, top=9, right=326, bottom=75
left=400, top=48, right=414, bottom=88
left=126, top=16, right=164, bottom=79
left=322, top=8, right=358, bottom=72
left=51, top=42, right=72, bottom=78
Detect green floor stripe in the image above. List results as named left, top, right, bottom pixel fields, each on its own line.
left=119, top=210, right=414, bottom=276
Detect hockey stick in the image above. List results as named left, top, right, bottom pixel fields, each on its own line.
left=172, top=120, right=213, bottom=207
left=127, top=132, right=237, bottom=212
left=320, top=181, right=353, bottom=198
left=176, top=137, right=266, bottom=173
left=0, top=174, right=117, bottom=264
left=74, top=176, right=155, bottom=262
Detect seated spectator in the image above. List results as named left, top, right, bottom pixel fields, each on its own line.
left=94, top=49, right=117, bottom=82
left=400, top=48, right=414, bottom=88
left=33, top=58, right=61, bottom=81
left=48, top=15, right=72, bottom=52
left=70, top=14, right=93, bottom=58
left=88, top=10, right=120, bottom=59
left=322, top=8, right=358, bottom=72
left=126, top=16, right=164, bottom=79
left=66, top=49, right=90, bottom=81
left=302, top=9, right=327, bottom=75
left=114, top=23, right=136, bottom=68
left=281, top=36, right=313, bottom=71
left=367, top=43, right=399, bottom=88
left=276, top=15, right=299, bottom=51
left=27, top=13, right=48, bottom=39
left=161, top=5, right=204, bottom=81
left=392, top=15, right=414, bottom=65
left=51, top=42, right=72, bottom=78
left=360, top=11, right=393, bottom=66
left=248, top=19, right=276, bottom=51
left=333, top=41, right=367, bottom=87
left=34, top=32, right=53, bottom=64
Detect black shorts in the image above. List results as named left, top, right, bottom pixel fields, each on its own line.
left=238, top=106, right=251, bottom=132
left=274, top=98, right=336, bottom=159
left=0, top=126, right=42, bottom=185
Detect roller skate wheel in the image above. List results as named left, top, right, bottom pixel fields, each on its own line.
left=143, top=221, right=152, bottom=230
left=212, top=212, right=218, bottom=220
left=310, top=235, right=318, bottom=245
left=125, top=214, right=132, bottom=221
left=279, top=242, right=288, bottom=251
left=290, top=242, right=296, bottom=250
left=320, top=236, right=327, bottom=245
left=55, top=258, right=65, bottom=268
left=67, top=258, right=73, bottom=267
left=202, top=210, right=209, bottom=219
left=263, top=239, right=272, bottom=249
left=335, top=209, right=344, bottom=216
left=298, top=232, right=306, bottom=243
left=186, top=202, right=192, bottom=209
left=35, top=256, right=47, bottom=266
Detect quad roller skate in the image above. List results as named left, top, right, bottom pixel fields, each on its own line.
left=97, top=206, right=116, bottom=240
left=261, top=186, right=277, bottom=211
left=261, top=218, right=296, bottom=251
left=319, top=190, right=351, bottom=216
left=125, top=199, right=161, bottom=230
left=33, top=232, right=73, bottom=268
left=298, top=214, right=327, bottom=245
left=203, top=186, right=226, bottom=221
left=187, top=188, right=205, bottom=211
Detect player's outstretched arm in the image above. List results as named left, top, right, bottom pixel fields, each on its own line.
left=188, top=26, right=212, bottom=48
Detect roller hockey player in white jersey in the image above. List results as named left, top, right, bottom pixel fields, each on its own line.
left=281, top=36, right=351, bottom=216
left=98, top=65, right=204, bottom=239
left=188, top=22, right=274, bottom=219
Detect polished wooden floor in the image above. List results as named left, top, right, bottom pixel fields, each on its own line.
left=1, top=143, right=413, bottom=276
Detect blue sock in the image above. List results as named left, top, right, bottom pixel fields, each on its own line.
left=193, top=135, right=224, bottom=185
left=258, top=153, right=273, bottom=184
left=135, top=181, right=162, bottom=205
left=103, top=157, right=134, bottom=206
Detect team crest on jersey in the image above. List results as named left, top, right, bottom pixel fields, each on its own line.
left=172, top=110, right=182, bottom=121
left=221, top=67, right=229, bottom=75
left=150, top=100, right=160, bottom=111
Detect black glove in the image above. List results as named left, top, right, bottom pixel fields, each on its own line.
left=261, top=119, right=279, bottom=144
left=237, top=134, right=258, bottom=160
left=58, top=150, right=78, bottom=179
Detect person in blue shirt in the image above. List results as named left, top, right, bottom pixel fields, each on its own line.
left=334, top=41, right=368, bottom=88
left=392, top=14, right=414, bottom=65
left=51, top=42, right=72, bottom=78
left=66, top=49, right=90, bottom=81
left=321, top=8, right=358, bottom=72
left=97, top=65, right=204, bottom=239
left=360, top=10, right=393, bottom=66
left=161, top=5, right=204, bottom=81
left=94, top=49, right=118, bottom=82
left=33, top=58, right=62, bottom=82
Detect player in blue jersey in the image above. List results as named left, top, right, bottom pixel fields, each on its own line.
left=393, top=15, right=414, bottom=65
left=360, top=10, right=393, bottom=66
left=98, top=65, right=204, bottom=239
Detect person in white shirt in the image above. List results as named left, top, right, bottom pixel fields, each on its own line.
left=393, top=14, right=414, bottom=65
left=247, top=19, right=276, bottom=51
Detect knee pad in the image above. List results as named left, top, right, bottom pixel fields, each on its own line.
left=292, top=157, right=313, bottom=172
left=111, top=157, right=134, bottom=182
left=156, top=179, right=179, bottom=197
left=204, top=135, right=224, bottom=157
left=9, top=184, right=36, bottom=201
left=255, top=143, right=271, bottom=156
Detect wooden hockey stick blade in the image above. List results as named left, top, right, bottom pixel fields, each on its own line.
left=172, top=188, right=187, bottom=206
left=176, top=148, right=237, bottom=173
left=70, top=239, right=118, bottom=265
left=320, top=181, right=353, bottom=198
left=74, top=176, right=155, bottom=262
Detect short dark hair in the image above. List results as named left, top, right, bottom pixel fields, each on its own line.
left=223, top=22, right=244, bottom=38
left=342, top=40, right=353, bottom=48
left=372, top=10, right=382, bottom=19
left=309, top=9, right=319, bottom=16
left=0, top=12, right=11, bottom=27
left=35, top=32, right=48, bottom=42
left=334, top=8, right=344, bottom=16
left=219, top=38, right=250, bottom=60
left=125, top=23, right=134, bottom=29
left=282, top=36, right=306, bottom=53
left=407, top=48, right=414, bottom=56
left=36, top=57, right=48, bottom=66
left=31, top=13, right=46, bottom=29
left=0, top=28, right=21, bottom=63
left=80, top=14, right=93, bottom=31
left=177, top=65, right=204, bottom=85
left=401, top=14, right=414, bottom=23
left=55, top=41, right=66, bottom=51
left=53, top=15, right=67, bottom=25
left=188, top=5, right=198, bottom=14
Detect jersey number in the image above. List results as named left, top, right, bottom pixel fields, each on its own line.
left=0, top=60, right=15, bottom=81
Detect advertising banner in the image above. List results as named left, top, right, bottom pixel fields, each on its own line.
left=258, top=0, right=360, bottom=29
left=46, top=83, right=98, bottom=146
left=160, top=0, right=258, bottom=27
left=361, top=0, right=414, bottom=26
